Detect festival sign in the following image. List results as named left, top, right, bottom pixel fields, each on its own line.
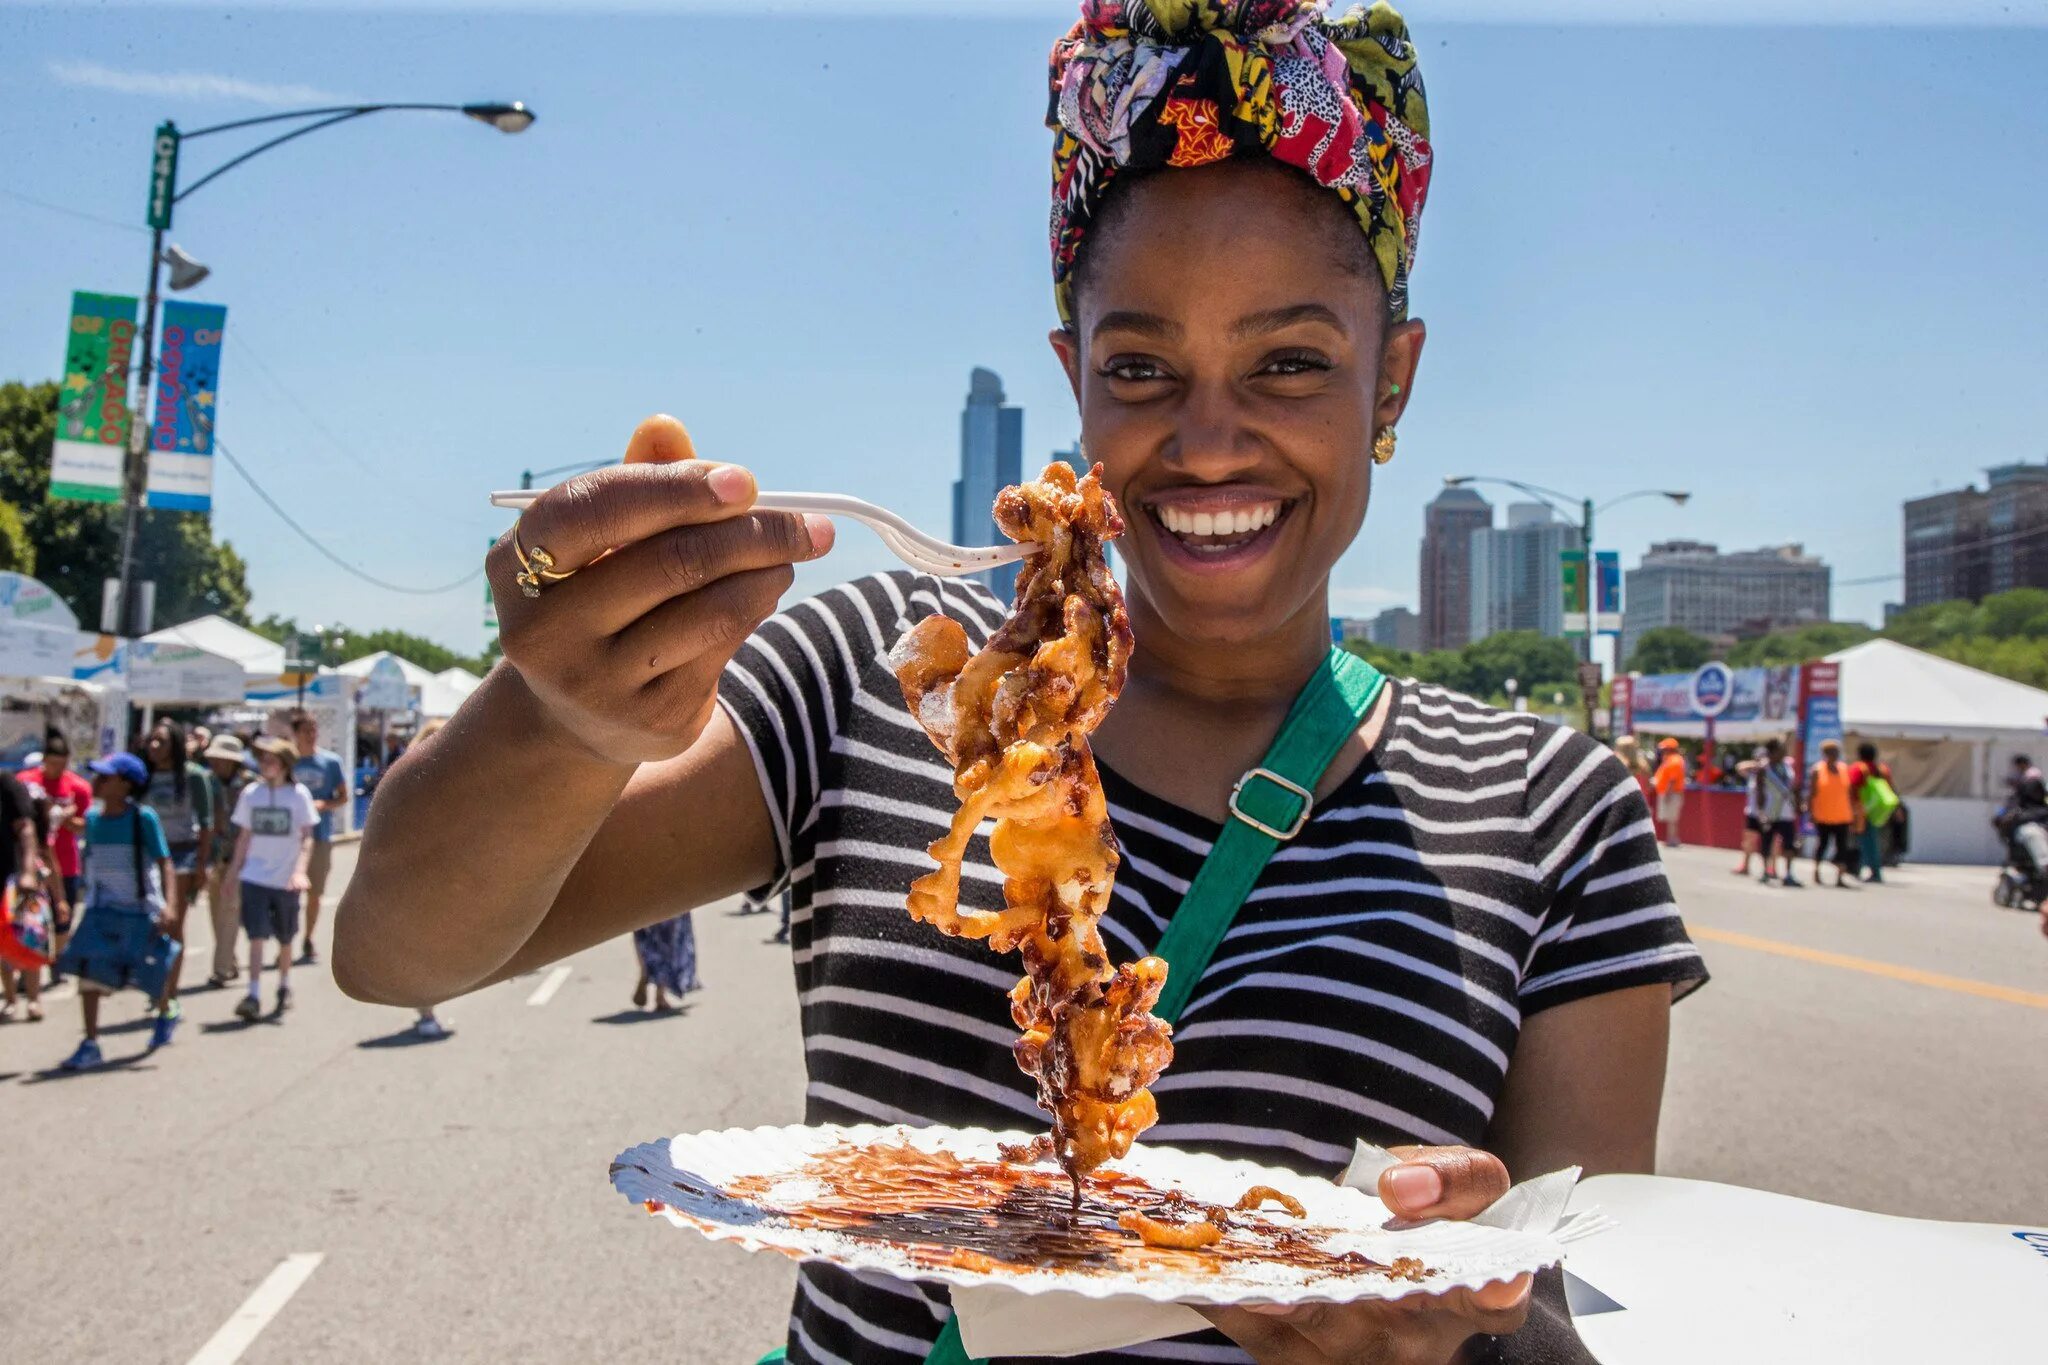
left=1560, top=549, right=1590, bottom=637
left=360, top=656, right=413, bottom=712
left=51, top=291, right=140, bottom=504
left=144, top=300, right=227, bottom=512
left=1595, top=551, right=1623, bottom=636
left=123, top=641, right=248, bottom=705
left=1797, top=661, right=1844, bottom=774
left=1631, top=663, right=1800, bottom=732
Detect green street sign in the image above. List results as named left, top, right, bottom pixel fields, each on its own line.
left=147, top=122, right=180, bottom=230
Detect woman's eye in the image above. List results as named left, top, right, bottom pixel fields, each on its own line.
left=1259, top=352, right=1333, bottom=378
left=1099, top=357, right=1169, bottom=384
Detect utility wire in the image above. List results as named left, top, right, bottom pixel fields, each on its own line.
left=1, top=188, right=150, bottom=235
left=225, top=331, right=376, bottom=474
left=212, top=434, right=485, bottom=596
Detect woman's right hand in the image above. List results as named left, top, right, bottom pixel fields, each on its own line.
left=488, top=415, right=833, bottom=768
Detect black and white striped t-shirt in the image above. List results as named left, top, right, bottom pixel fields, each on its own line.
left=718, top=571, right=1707, bottom=1365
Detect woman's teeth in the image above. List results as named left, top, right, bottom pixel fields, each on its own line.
left=1155, top=502, right=1282, bottom=545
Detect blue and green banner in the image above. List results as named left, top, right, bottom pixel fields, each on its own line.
left=1595, top=550, right=1622, bottom=636
left=51, top=291, right=140, bottom=503
left=144, top=299, right=227, bottom=512
left=1560, top=549, right=1590, bottom=637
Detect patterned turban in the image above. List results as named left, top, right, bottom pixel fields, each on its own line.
left=1048, top=0, right=1433, bottom=324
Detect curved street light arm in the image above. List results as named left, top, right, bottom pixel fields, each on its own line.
left=1596, top=488, right=1692, bottom=515
left=1444, top=475, right=1581, bottom=521
left=181, top=101, right=470, bottom=141
left=174, top=108, right=375, bottom=203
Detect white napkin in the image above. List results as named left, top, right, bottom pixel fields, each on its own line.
left=952, top=1141, right=1586, bottom=1360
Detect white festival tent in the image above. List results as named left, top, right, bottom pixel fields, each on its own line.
left=1827, top=638, right=2048, bottom=864
left=0, top=573, right=119, bottom=758
left=335, top=653, right=484, bottom=719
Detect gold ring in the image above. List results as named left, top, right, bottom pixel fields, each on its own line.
left=513, top=530, right=576, bottom=598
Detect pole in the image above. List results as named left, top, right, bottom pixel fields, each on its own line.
left=116, top=224, right=167, bottom=640
left=1580, top=497, right=1596, bottom=734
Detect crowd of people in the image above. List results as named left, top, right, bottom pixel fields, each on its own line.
left=1612, top=732, right=1905, bottom=888
left=0, top=708, right=436, bottom=1069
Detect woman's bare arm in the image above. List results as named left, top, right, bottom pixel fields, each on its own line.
left=1486, top=982, right=1673, bottom=1179
left=335, top=666, right=776, bottom=1008
left=333, top=416, right=829, bottom=1010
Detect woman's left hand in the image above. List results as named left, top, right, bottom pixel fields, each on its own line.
left=1198, top=1146, right=1531, bottom=1364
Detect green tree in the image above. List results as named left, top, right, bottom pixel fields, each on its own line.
left=1461, top=631, right=1578, bottom=700
left=0, top=499, right=34, bottom=574
left=1340, top=640, right=1414, bottom=678
left=1883, top=598, right=1980, bottom=650
left=1627, top=626, right=1713, bottom=675
left=0, top=380, right=252, bottom=628
left=1725, top=622, right=1875, bottom=667
left=250, top=614, right=490, bottom=676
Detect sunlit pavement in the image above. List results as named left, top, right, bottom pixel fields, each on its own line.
left=4, top=840, right=2044, bottom=1362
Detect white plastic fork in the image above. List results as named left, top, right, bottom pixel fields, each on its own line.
left=488, top=488, right=1036, bottom=579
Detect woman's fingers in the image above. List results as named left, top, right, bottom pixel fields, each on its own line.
left=1203, top=1274, right=1534, bottom=1365
left=487, top=458, right=760, bottom=604
left=548, top=508, right=831, bottom=636
left=621, top=413, right=698, bottom=465
left=1195, top=1305, right=1328, bottom=1362
left=1380, top=1145, right=1511, bottom=1220
left=611, top=563, right=797, bottom=681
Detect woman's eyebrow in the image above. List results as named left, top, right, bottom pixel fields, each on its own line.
left=1230, top=303, right=1348, bottom=340
left=1091, top=310, right=1184, bottom=342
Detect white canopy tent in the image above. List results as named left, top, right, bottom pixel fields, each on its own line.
left=145, top=614, right=287, bottom=679
left=1827, top=638, right=2048, bottom=864
left=335, top=653, right=482, bottom=719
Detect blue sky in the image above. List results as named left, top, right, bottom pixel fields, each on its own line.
left=3, top=1, right=2045, bottom=655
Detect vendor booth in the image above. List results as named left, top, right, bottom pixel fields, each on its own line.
left=1823, top=638, right=2048, bottom=865
left=0, top=573, right=119, bottom=761
left=1618, top=642, right=2044, bottom=864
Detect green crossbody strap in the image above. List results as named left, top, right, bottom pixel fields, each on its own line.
left=916, top=647, right=1388, bottom=1365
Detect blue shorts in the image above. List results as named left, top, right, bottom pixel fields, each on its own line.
left=169, top=844, right=200, bottom=876
left=240, top=882, right=301, bottom=942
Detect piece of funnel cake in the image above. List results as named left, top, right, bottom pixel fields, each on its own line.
left=889, top=462, right=1170, bottom=1194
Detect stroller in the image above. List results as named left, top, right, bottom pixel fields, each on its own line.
left=1993, top=817, right=2048, bottom=911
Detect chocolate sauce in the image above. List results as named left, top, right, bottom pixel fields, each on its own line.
left=707, top=1141, right=1436, bottom=1285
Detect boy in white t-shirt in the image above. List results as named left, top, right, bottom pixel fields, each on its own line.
left=227, top=738, right=318, bottom=1021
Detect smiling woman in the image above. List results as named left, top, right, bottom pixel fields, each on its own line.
left=337, top=3, right=1707, bottom=1364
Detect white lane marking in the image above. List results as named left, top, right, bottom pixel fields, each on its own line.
left=185, top=1252, right=324, bottom=1365
left=526, top=965, right=572, bottom=1006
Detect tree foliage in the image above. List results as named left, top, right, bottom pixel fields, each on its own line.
left=1625, top=626, right=1713, bottom=675
left=248, top=614, right=491, bottom=677
left=1725, top=622, right=1875, bottom=667
left=0, top=499, right=35, bottom=575
left=1345, top=631, right=1578, bottom=706
left=0, top=380, right=251, bottom=628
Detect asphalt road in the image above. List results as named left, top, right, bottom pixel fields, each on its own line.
left=3, top=840, right=2044, bottom=1363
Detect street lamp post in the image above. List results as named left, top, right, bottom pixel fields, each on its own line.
left=113, top=100, right=535, bottom=639
left=1443, top=476, right=1690, bottom=733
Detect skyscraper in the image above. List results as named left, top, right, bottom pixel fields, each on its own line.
left=1419, top=487, right=1492, bottom=651
left=1619, top=540, right=1830, bottom=666
left=1468, top=502, right=1583, bottom=642
left=952, top=367, right=1024, bottom=596
left=1902, top=462, right=2048, bottom=608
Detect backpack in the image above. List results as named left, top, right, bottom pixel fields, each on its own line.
left=1861, top=772, right=1901, bottom=828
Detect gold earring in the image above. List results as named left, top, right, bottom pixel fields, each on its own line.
left=1372, top=427, right=1398, bottom=465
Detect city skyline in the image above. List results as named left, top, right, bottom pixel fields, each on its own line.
left=1, top=11, right=2043, bottom=652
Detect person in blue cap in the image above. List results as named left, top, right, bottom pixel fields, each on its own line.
left=58, top=751, right=180, bottom=1070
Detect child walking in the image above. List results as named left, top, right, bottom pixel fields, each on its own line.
left=59, top=753, right=178, bottom=1070
left=228, top=738, right=317, bottom=1021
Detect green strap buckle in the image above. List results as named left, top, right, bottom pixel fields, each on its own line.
left=1227, top=765, right=1314, bottom=841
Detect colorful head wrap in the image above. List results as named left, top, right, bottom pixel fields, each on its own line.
left=1048, top=0, right=1433, bottom=325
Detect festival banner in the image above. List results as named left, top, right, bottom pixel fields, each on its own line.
left=1796, top=661, right=1844, bottom=776
left=1611, top=673, right=1635, bottom=735
left=1595, top=551, right=1623, bottom=636
left=51, top=291, right=140, bottom=503
left=144, top=300, right=227, bottom=512
left=1560, top=549, right=1590, bottom=636
left=1631, top=664, right=1800, bottom=732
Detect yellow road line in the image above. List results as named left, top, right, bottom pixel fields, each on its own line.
left=1690, top=926, right=2048, bottom=1011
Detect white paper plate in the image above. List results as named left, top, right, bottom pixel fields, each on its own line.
left=609, top=1123, right=1563, bottom=1306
